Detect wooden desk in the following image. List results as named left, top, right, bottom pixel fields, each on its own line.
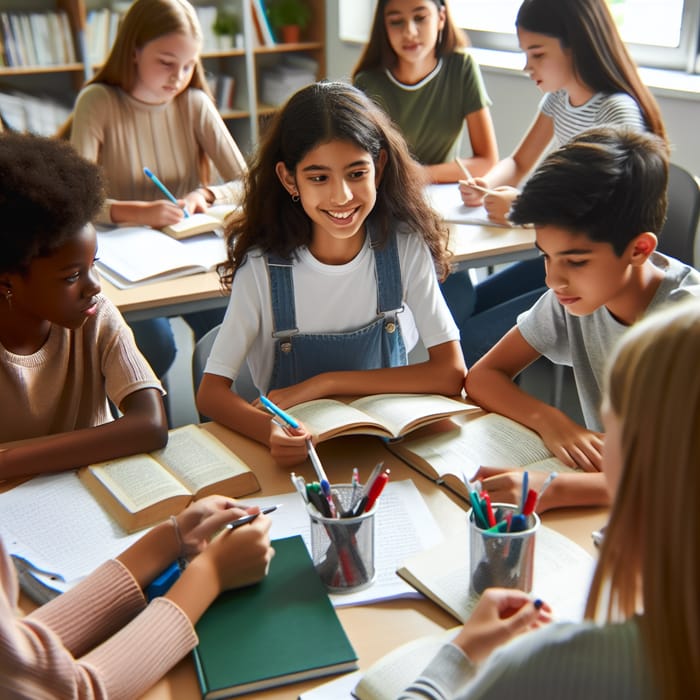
left=447, top=222, right=538, bottom=270
left=13, top=424, right=604, bottom=699
left=100, top=223, right=537, bottom=322
left=135, top=423, right=606, bottom=700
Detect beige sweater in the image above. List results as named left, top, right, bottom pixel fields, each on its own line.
left=0, top=537, right=196, bottom=699
left=0, top=295, right=161, bottom=442
left=70, top=84, right=247, bottom=224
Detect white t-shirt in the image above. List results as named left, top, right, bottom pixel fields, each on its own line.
left=205, top=232, right=459, bottom=393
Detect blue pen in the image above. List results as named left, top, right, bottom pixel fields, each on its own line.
left=143, top=167, right=190, bottom=217
left=259, top=395, right=300, bottom=429
left=521, top=470, right=529, bottom=513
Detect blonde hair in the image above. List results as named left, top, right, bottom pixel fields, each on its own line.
left=57, top=0, right=212, bottom=180
left=585, top=300, right=700, bottom=697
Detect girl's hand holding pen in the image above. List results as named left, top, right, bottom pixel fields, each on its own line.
left=173, top=495, right=251, bottom=558
left=268, top=419, right=311, bottom=468
left=451, top=588, right=552, bottom=664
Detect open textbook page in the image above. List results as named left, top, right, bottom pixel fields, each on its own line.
left=95, top=226, right=226, bottom=288
left=161, top=203, right=238, bottom=239
left=387, top=412, right=576, bottom=501
left=397, top=525, right=595, bottom=624
left=353, top=527, right=594, bottom=699
left=0, top=471, right=145, bottom=601
left=235, top=479, right=443, bottom=608
left=79, top=424, right=260, bottom=533
left=289, top=393, right=478, bottom=442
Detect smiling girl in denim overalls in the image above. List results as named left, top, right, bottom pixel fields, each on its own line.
left=196, top=81, right=466, bottom=468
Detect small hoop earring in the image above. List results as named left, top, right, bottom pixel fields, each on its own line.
left=291, top=193, right=300, bottom=203
left=3, top=289, right=12, bottom=311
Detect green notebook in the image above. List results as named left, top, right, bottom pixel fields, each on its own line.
left=193, top=535, right=358, bottom=699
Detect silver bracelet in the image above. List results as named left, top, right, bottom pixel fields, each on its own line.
left=169, top=515, right=184, bottom=556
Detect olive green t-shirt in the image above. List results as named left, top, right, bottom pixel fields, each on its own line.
left=355, top=51, right=491, bottom=165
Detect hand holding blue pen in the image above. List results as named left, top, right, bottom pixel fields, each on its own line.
left=143, top=167, right=190, bottom=217
left=259, top=395, right=300, bottom=429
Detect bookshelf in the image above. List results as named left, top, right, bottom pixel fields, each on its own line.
left=0, top=0, right=326, bottom=153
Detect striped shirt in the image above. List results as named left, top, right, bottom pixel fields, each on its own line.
left=541, top=90, right=646, bottom=147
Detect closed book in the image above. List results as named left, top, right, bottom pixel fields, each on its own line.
left=193, top=535, right=358, bottom=698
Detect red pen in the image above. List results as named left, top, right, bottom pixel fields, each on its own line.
left=522, top=488, right=538, bottom=516
left=481, top=491, right=496, bottom=528
left=363, top=471, right=389, bottom=513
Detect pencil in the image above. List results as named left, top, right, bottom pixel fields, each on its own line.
left=454, top=158, right=497, bottom=196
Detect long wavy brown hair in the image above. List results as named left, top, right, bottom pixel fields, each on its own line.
left=219, top=81, right=450, bottom=289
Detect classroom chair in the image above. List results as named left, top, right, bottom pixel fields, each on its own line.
left=551, top=161, right=700, bottom=408
left=192, top=324, right=258, bottom=420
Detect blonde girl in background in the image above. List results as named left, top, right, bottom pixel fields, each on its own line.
left=65, top=0, right=248, bottom=375
left=353, top=0, right=498, bottom=184
left=400, top=300, right=700, bottom=699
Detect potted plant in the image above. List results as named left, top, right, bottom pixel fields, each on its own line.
left=212, top=7, right=242, bottom=50
left=266, top=0, right=311, bottom=44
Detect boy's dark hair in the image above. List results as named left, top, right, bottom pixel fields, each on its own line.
left=509, top=126, right=669, bottom=256
left=0, top=132, right=105, bottom=274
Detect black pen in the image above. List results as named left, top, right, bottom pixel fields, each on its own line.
left=227, top=504, right=281, bottom=530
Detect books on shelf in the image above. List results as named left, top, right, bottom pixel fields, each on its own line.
left=386, top=412, right=577, bottom=502
left=250, top=0, right=276, bottom=46
left=95, top=223, right=228, bottom=288
left=78, top=424, right=260, bottom=533
left=85, top=7, right=125, bottom=66
left=0, top=10, right=75, bottom=67
left=286, top=393, right=479, bottom=443
left=193, top=535, right=358, bottom=698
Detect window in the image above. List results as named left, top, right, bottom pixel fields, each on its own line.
left=452, top=0, right=700, bottom=72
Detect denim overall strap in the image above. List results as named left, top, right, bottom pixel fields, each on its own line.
left=368, top=223, right=403, bottom=315
left=266, top=231, right=407, bottom=391
left=267, top=253, right=297, bottom=355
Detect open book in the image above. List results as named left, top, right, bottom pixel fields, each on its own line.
left=161, top=204, right=238, bottom=239
left=355, top=527, right=595, bottom=700
left=386, top=412, right=577, bottom=502
left=288, top=394, right=479, bottom=442
left=95, top=225, right=226, bottom=288
left=78, top=424, right=260, bottom=533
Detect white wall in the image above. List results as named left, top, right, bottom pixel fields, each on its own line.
left=324, top=4, right=700, bottom=175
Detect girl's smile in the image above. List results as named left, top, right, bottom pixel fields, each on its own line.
left=276, top=139, right=386, bottom=265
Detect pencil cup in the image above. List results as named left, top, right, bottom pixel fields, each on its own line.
left=307, top=484, right=376, bottom=593
left=468, top=503, right=539, bottom=596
